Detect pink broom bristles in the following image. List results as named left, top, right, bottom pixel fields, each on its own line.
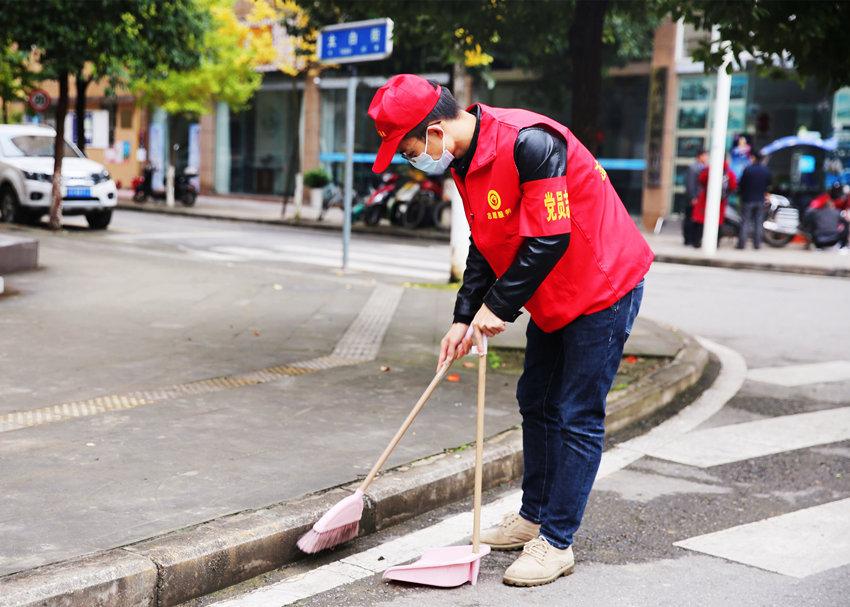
left=297, top=489, right=365, bottom=553
left=297, top=521, right=360, bottom=554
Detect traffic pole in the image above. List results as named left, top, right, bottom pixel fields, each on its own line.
left=342, top=68, right=357, bottom=271
left=702, top=44, right=732, bottom=256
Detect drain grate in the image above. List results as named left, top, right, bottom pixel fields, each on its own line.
left=0, top=285, right=404, bottom=433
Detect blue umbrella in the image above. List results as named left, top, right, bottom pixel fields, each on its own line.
left=760, top=135, right=838, bottom=156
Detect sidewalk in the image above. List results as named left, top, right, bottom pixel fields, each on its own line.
left=0, top=225, right=706, bottom=607
left=117, top=191, right=850, bottom=277
left=116, top=190, right=449, bottom=241
left=647, top=229, right=850, bottom=277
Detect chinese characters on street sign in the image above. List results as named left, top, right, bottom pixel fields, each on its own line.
left=318, top=18, right=393, bottom=64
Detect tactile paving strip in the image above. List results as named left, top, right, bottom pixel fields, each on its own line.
left=0, top=285, right=404, bottom=433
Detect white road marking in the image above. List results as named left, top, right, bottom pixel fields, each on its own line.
left=210, top=334, right=748, bottom=606
left=599, top=337, right=747, bottom=476
left=747, top=360, right=850, bottom=386
left=269, top=243, right=450, bottom=272
left=210, top=492, right=521, bottom=607
left=674, top=498, right=850, bottom=578
left=210, top=245, right=449, bottom=281
left=636, top=406, right=850, bottom=468
left=106, top=230, right=239, bottom=241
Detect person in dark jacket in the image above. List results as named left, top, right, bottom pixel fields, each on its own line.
left=803, top=198, right=849, bottom=250
left=736, top=150, right=772, bottom=249
left=368, top=75, right=652, bottom=587
left=684, top=148, right=707, bottom=246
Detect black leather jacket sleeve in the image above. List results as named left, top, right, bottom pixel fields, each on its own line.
left=482, top=127, right=570, bottom=322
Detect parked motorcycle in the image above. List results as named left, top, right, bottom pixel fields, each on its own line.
left=721, top=193, right=800, bottom=247
left=386, top=172, right=444, bottom=229
left=362, top=172, right=402, bottom=226
left=132, top=165, right=198, bottom=207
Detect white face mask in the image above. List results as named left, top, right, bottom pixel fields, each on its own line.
left=408, top=127, right=454, bottom=175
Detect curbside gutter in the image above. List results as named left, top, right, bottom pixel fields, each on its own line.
left=0, top=330, right=708, bottom=607
left=652, top=252, right=850, bottom=278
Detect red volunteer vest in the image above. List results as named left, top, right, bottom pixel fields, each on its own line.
left=451, top=104, right=654, bottom=332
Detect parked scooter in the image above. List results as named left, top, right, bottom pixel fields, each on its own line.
left=132, top=165, right=198, bottom=207
left=362, top=172, right=403, bottom=226
left=721, top=193, right=800, bottom=247
left=387, top=172, right=444, bottom=229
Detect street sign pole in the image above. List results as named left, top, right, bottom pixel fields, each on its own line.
left=342, top=67, right=357, bottom=270
left=318, top=18, right=394, bottom=271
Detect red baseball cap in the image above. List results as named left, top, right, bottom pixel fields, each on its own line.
left=368, top=74, right=441, bottom=173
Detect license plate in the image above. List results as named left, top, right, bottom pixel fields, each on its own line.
left=66, top=187, right=91, bottom=198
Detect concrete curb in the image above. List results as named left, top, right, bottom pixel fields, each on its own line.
left=652, top=252, right=850, bottom=278
left=0, top=329, right=708, bottom=607
left=0, top=235, right=39, bottom=274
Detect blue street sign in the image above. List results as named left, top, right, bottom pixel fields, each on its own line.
left=318, top=18, right=394, bottom=64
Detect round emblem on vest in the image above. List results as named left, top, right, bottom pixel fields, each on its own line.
left=487, top=189, right=501, bottom=210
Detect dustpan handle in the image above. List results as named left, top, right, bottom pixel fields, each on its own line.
left=359, top=326, right=477, bottom=492
left=472, top=335, right=486, bottom=554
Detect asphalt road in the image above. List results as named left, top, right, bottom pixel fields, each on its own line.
left=96, top=212, right=850, bottom=607
left=4, top=212, right=849, bottom=605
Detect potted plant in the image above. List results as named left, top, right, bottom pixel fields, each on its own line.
left=303, top=168, right=331, bottom=210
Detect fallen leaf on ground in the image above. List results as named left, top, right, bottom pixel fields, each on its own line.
left=447, top=373, right=461, bottom=382
left=462, top=361, right=474, bottom=368
left=380, top=365, right=391, bottom=372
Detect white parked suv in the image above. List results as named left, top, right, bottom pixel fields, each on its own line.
left=0, top=124, right=117, bottom=229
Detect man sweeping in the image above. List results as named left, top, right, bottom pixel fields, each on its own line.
left=368, top=74, right=653, bottom=587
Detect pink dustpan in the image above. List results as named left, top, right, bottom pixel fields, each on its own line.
left=383, top=544, right=491, bottom=587
left=384, top=335, right=491, bottom=588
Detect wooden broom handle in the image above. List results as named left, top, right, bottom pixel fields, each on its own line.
left=358, top=358, right=453, bottom=491
left=472, top=338, right=487, bottom=554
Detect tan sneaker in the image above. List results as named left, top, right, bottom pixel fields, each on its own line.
left=502, top=536, right=575, bottom=587
left=479, top=512, right=540, bottom=550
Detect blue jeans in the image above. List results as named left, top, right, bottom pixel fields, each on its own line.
left=516, top=279, right=644, bottom=549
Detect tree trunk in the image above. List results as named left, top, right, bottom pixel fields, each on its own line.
left=283, top=77, right=302, bottom=217
left=568, top=0, right=609, bottom=155
left=1, top=100, right=7, bottom=124
left=452, top=62, right=473, bottom=108
left=74, top=71, right=90, bottom=153
left=49, top=70, right=69, bottom=231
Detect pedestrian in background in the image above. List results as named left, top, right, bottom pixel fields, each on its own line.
left=692, top=159, right=737, bottom=248
left=729, top=134, right=752, bottom=179
left=684, top=148, right=707, bottom=246
left=803, top=197, right=850, bottom=252
left=736, top=150, right=772, bottom=249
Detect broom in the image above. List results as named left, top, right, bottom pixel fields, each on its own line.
left=298, top=327, right=475, bottom=553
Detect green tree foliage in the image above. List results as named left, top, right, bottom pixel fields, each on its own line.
left=664, top=0, right=850, bottom=90
left=301, top=0, right=657, bottom=151
left=0, top=45, right=37, bottom=124
left=131, top=0, right=279, bottom=115
left=1, top=0, right=208, bottom=228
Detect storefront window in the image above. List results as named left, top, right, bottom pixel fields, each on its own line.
left=228, top=85, right=300, bottom=196
left=319, top=84, right=386, bottom=192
